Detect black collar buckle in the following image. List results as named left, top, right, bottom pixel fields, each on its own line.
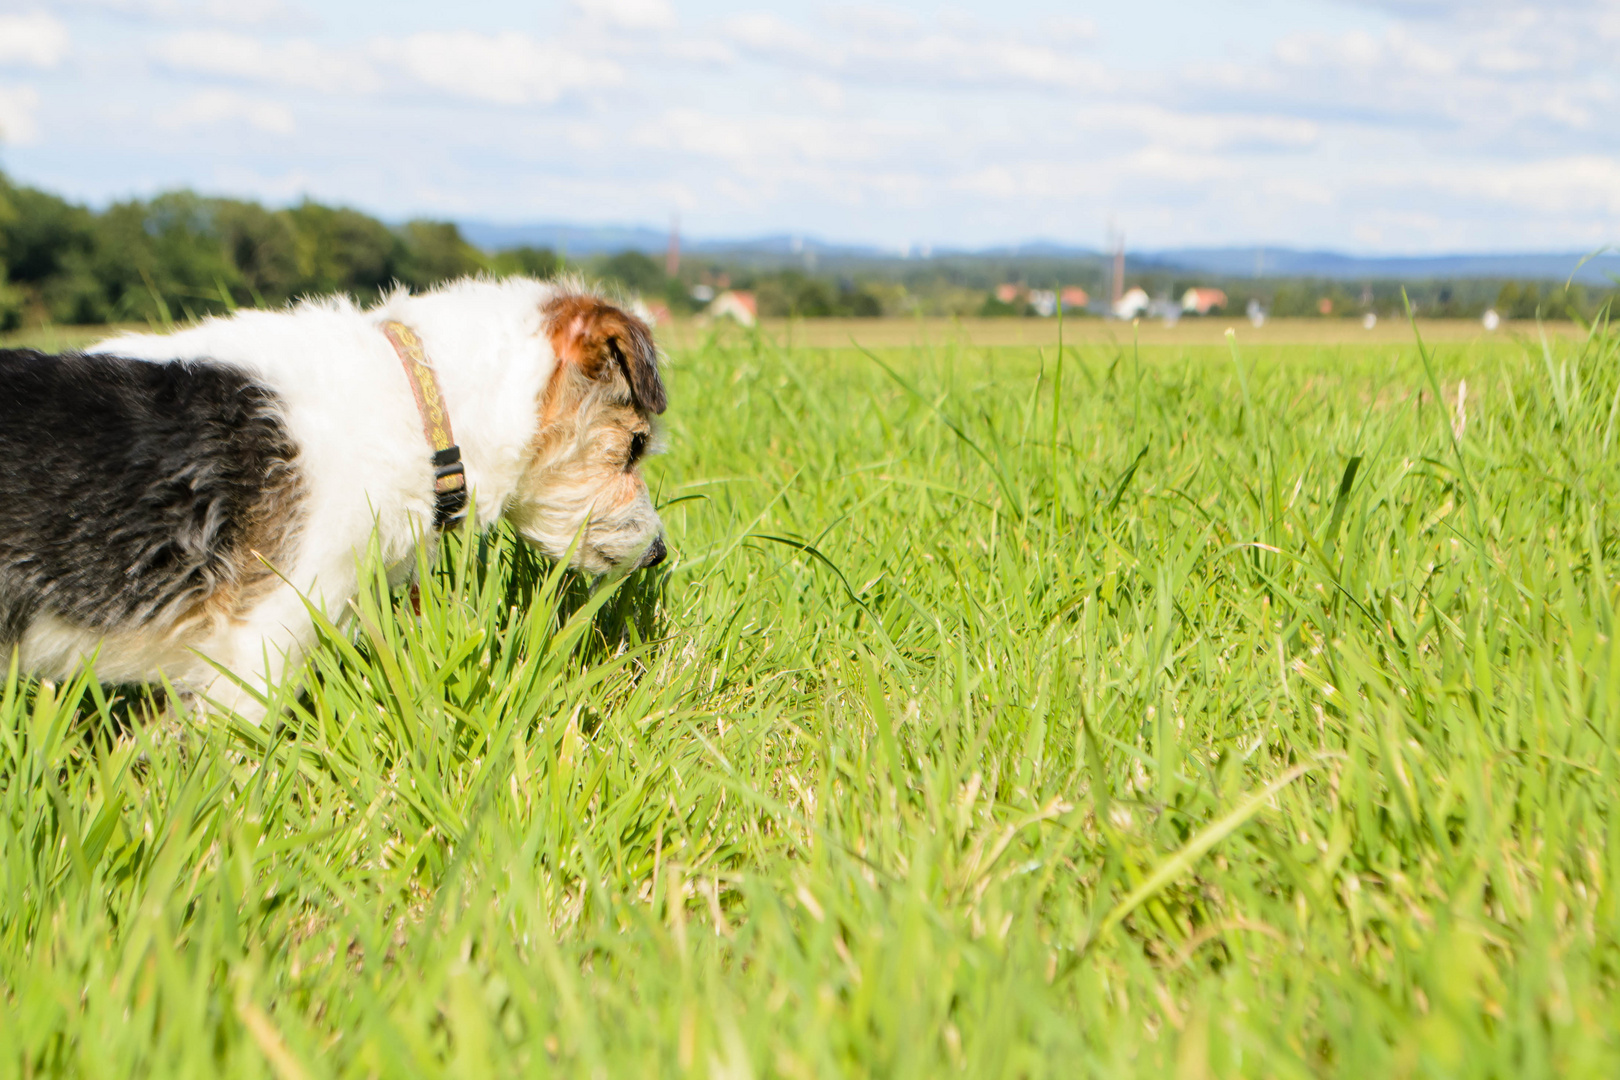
left=432, top=446, right=469, bottom=529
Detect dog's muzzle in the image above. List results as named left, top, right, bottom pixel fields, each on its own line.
left=638, top=535, right=667, bottom=569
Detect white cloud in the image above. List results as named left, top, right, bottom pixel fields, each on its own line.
left=153, top=31, right=381, bottom=93
left=1427, top=155, right=1620, bottom=216
left=8, top=0, right=1620, bottom=252
left=800, top=75, right=844, bottom=110
left=660, top=37, right=734, bottom=65
left=1124, top=146, right=1242, bottom=185
left=822, top=7, right=921, bottom=36
left=161, top=89, right=295, bottom=135
left=66, top=0, right=308, bottom=26
left=1274, top=28, right=1455, bottom=77
left=0, top=84, right=40, bottom=143
left=1079, top=105, right=1319, bottom=153
left=151, top=28, right=618, bottom=106
left=0, top=13, right=69, bottom=68
left=1260, top=178, right=1335, bottom=206
left=371, top=31, right=617, bottom=106
left=571, top=0, right=676, bottom=32
left=631, top=106, right=892, bottom=168
left=1350, top=211, right=1445, bottom=250
left=1042, top=16, right=1099, bottom=46
left=951, top=163, right=1084, bottom=200
left=724, top=14, right=819, bottom=62
left=722, top=12, right=1111, bottom=94
left=1341, top=0, right=1603, bottom=16
left=1178, top=1, right=1620, bottom=165
left=195, top=0, right=306, bottom=26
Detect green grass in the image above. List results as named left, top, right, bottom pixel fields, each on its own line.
left=5, top=315, right=1620, bottom=1077
left=0, top=324, right=124, bottom=353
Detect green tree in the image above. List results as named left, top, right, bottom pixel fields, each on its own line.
left=754, top=271, right=835, bottom=317
left=1497, top=281, right=1542, bottom=320
left=489, top=246, right=560, bottom=279
left=79, top=193, right=244, bottom=323
left=0, top=184, right=93, bottom=283
left=396, top=220, right=484, bottom=289
left=287, top=201, right=405, bottom=300
left=214, top=199, right=301, bottom=305
left=0, top=174, right=23, bottom=329
left=598, top=250, right=664, bottom=295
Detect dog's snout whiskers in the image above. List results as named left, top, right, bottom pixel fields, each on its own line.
left=639, top=535, right=666, bottom=569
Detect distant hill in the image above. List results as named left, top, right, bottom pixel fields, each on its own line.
left=1133, top=248, right=1620, bottom=285
left=457, top=222, right=671, bottom=255
left=457, top=221, right=1619, bottom=284
left=457, top=222, right=887, bottom=260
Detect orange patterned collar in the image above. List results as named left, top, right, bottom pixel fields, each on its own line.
left=382, top=320, right=468, bottom=530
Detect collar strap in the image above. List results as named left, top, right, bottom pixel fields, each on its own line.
left=382, top=320, right=468, bottom=530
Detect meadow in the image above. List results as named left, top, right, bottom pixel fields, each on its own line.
left=2, top=312, right=1619, bottom=1077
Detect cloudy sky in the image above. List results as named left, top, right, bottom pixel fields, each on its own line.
left=0, top=0, right=1616, bottom=253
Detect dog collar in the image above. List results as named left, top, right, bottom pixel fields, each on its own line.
left=382, top=320, right=468, bottom=530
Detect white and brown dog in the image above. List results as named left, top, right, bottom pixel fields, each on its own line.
left=0, top=276, right=667, bottom=721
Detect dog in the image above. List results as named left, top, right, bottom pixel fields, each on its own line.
left=0, top=276, right=667, bottom=722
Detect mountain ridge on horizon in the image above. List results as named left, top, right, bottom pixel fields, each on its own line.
left=457, top=221, right=1620, bottom=284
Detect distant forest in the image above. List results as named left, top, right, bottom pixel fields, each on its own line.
left=0, top=172, right=1612, bottom=328
left=0, top=172, right=563, bottom=329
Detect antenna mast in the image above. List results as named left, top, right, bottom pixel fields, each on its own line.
left=666, top=212, right=681, bottom=277
left=1107, top=216, right=1125, bottom=306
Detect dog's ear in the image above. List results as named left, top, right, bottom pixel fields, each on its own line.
left=544, top=294, right=667, bottom=415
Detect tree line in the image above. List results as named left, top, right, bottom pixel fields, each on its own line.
left=0, top=173, right=559, bottom=330
left=0, top=172, right=895, bottom=328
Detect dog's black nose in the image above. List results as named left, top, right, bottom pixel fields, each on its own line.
left=639, top=535, right=666, bottom=569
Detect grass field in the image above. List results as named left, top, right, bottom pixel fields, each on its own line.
left=3, top=312, right=1620, bottom=1077
left=676, top=315, right=1573, bottom=351
left=0, top=315, right=1576, bottom=356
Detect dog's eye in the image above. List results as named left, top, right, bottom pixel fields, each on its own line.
left=628, top=431, right=648, bottom=464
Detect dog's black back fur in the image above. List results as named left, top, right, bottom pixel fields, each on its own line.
left=0, top=349, right=301, bottom=643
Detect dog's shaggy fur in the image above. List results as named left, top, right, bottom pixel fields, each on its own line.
left=0, top=276, right=666, bottom=721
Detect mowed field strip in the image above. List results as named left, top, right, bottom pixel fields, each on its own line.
left=2, top=314, right=1618, bottom=1076
left=664, top=315, right=1579, bottom=351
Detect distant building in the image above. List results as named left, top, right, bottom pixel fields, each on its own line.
left=1060, top=286, right=1090, bottom=309
left=708, top=290, right=758, bottom=327
left=1028, top=289, right=1057, bottom=317
left=1114, top=286, right=1150, bottom=319
left=1180, top=288, right=1228, bottom=315
left=995, top=283, right=1022, bottom=304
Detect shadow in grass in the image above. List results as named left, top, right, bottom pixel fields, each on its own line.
left=558, top=565, right=671, bottom=659
left=470, top=524, right=672, bottom=661
left=85, top=683, right=171, bottom=741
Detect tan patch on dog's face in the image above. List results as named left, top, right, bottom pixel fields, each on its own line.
left=505, top=291, right=666, bottom=573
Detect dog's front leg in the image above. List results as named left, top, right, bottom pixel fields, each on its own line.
left=193, top=583, right=320, bottom=726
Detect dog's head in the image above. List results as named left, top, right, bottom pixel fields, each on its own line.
left=505, top=290, right=668, bottom=574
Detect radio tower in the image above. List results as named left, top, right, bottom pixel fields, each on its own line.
left=1107, top=217, right=1125, bottom=306
left=665, top=213, right=681, bottom=277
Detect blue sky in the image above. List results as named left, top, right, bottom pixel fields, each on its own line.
left=0, top=0, right=1616, bottom=253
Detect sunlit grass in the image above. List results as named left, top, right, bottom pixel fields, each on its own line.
left=3, top=310, right=1620, bottom=1077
